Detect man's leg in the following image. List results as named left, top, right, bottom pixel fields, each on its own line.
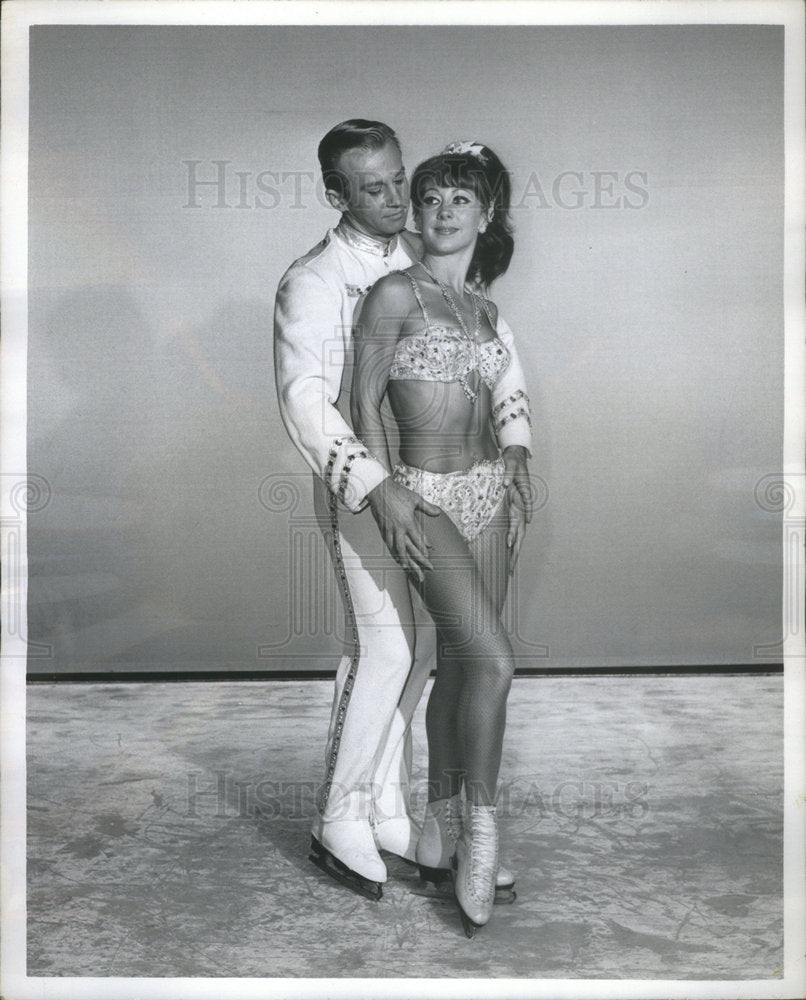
left=370, top=604, right=434, bottom=859
left=311, top=476, right=418, bottom=894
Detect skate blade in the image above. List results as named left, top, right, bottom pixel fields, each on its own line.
left=308, top=837, right=383, bottom=902
left=418, top=864, right=452, bottom=887
left=494, top=885, right=517, bottom=905
left=409, top=883, right=454, bottom=901
left=411, top=869, right=453, bottom=901
left=458, top=906, right=478, bottom=938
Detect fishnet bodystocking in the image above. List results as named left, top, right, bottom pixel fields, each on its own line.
left=410, top=498, right=514, bottom=807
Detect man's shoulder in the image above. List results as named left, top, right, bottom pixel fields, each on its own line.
left=280, top=230, right=341, bottom=283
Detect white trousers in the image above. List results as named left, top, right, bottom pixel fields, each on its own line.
left=311, top=473, right=433, bottom=839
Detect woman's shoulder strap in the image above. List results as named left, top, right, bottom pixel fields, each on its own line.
left=395, top=269, right=431, bottom=329
left=476, top=292, right=497, bottom=330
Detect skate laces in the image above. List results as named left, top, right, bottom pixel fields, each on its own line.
left=466, top=805, right=498, bottom=902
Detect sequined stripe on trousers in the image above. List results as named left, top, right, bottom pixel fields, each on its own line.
left=318, top=438, right=366, bottom=811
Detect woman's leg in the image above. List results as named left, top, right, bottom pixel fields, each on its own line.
left=468, top=499, right=511, bottom=618
left=425, top=638, right=463, bottom=800
left=425, top=496, right=512, bottom=803
left=411, top=507, right=515, bottom=807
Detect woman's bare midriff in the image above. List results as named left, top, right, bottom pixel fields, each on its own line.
left=387, top=378, right=499, bottom=473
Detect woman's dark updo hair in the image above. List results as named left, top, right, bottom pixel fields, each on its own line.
left=410, top=142, right=514, bottom=290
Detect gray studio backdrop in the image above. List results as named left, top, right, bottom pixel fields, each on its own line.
left=27, top=24, right=783, bottom=674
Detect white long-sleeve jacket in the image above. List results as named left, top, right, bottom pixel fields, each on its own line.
left=274, top=219, right=531, bottom=513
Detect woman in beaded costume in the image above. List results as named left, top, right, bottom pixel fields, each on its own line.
left=350, top=141, right=532, bottom=936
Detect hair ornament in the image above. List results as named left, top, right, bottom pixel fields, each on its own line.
left=441, top=140, right=489, bottom=165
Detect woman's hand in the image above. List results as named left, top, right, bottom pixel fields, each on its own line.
left=505, top=483, right=529, bottom=574
left=502, top=445, right=534, bottom=521
left=502, top=445, right=532, bottom=574
left=366, top=478, right=441, bottom=582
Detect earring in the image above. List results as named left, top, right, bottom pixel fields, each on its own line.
left=479, top=223, right=487, bottom=234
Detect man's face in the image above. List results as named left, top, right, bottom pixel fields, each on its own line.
left=328, top=141, right=409, bottom=238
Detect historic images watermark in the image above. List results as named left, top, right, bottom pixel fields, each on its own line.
left=181, top=161, right=650, bottom=211
left=2, top=474, right=52, bottom=659
left=753, top=472, right=804, bottom=658
left=185, top=770, right=651, bottom=822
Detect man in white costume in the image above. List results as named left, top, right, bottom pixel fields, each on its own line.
left=274, top=120, right=532, bottom=900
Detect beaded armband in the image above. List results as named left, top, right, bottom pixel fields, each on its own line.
left=493, top=389, right=532, bottom=432
left=325, top=435, right=373, bottom=505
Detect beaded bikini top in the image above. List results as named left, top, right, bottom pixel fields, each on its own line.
left=388, top=273, right=511, bottom=393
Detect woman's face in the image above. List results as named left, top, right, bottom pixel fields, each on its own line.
left=415, top=183, right=488, bottom=255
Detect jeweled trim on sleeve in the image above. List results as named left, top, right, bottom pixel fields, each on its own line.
left=326, top=435, right=378, bottom=506
left=493, top=389, right=532, bottom=431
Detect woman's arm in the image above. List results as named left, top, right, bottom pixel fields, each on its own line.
left=484, top=298, right=533, bottom=572
left=350, top=273, right=410, bottom=463
left=489, top=304, right=532, bottom=455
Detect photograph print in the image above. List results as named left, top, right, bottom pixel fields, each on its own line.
left=2, top=2, right=804, bottom=999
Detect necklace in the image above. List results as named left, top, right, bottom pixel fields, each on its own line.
left=419, top=259, right=481, bottom=340
left=419, top=258, right=482, bottom=402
